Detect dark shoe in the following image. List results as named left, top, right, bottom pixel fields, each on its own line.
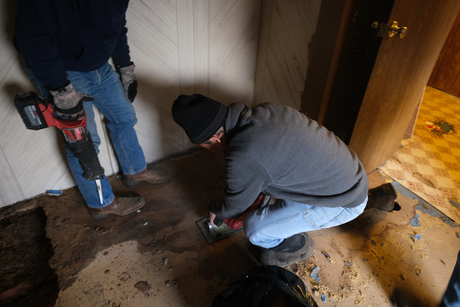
left=259, top=233, right=316, bottom=266
left=366, top=183, right=397, bottom=212
left=88, top=196, right=145, bottom=219
left=122, top=168, right=171, bottom=187
left=391, top=287, right=430, bottom=307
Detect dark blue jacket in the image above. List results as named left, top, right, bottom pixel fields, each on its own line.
left=15, top=0, right=132, bottom=89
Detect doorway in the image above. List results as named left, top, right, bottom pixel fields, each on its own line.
left=321, top=0, right=395, bottom=144
left=378, top=86, right=460, bottom=223
left=378, top=10, right=460, bottom=223
left=428, top=9, right=460, bottom=98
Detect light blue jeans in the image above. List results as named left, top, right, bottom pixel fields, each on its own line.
left=243, top=197, right=368, bottom=248
left=25, top=62, right=147, bottom=208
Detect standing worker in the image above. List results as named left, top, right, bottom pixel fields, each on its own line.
left=14, top=0, right=171, bottom=218
left=172, top=94, right=396, bottom=266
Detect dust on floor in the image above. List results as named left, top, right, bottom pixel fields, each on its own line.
left=1, top=149, right=459, bottom=307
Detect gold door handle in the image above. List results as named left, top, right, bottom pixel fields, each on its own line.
left=388, top=21, right=407, bottom=38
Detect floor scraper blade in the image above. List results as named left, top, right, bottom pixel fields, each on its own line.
left=196, top=218, right=243, bottom=244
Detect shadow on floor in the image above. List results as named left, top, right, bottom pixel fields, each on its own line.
left=1, top=149, right=459, bottom=306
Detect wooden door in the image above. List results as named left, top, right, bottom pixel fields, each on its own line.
left=349, top=0, right=460, bottom=173
left=428, top=9, right=460, bottom=97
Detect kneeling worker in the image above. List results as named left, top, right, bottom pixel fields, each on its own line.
left=172, top=94, right=394, bottom=266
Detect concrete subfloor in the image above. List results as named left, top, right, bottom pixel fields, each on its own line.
left=6, top=148, right=460, bottom=306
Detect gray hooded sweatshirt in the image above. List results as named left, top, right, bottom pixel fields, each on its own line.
left=210, top=102, right=369, bottom=219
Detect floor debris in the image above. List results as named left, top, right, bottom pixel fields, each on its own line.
left=425, top=120, right=455, bottom=135
left=134, top=281, right=150, bottom=295
left=322, top=252, right=334, bottom=263
left=310, top=267, right=320, bottom=283
left=2, top=149, right=460, bottom=306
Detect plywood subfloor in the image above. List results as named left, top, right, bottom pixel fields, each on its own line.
left=1, top=148, right=459, bottom=307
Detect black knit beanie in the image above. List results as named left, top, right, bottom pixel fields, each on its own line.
left=172, top=94, right=228, bottom=144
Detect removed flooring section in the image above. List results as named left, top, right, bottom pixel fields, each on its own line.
left=0, top=207, right=59, bottom=307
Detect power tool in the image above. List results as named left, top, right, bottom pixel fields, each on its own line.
left=14, top=91, right=105, bottom=203
left=196, top=192, right=271, bottom=244
left=213, top=193, right=271, bottom=230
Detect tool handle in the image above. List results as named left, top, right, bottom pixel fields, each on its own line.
left=222, top=193, right=270, bottom=230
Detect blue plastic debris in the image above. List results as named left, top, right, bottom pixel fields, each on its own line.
left=46, top=190, right=62, bottom=196
left=321, top=294, right=326, bottom=302
left=310, top=267, right=320, bottom=283
left=410, top=213, right=421, bottom=227
left=410, top=234, right=422, bottom=241
left=392, top=181, right=457, bottom=226
left=456, top=233, right=460, bottom=239
left=450, top=200, right=460, bottom=208
left=345, top=261, right=352, bottom=266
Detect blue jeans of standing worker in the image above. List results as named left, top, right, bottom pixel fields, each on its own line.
left=25, top=62, right=147, bottom=208
left=243, top=197, right=368, bottom=249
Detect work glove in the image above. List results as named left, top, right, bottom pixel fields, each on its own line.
left=50, top=82, right=93, bottom=121
left=118, top=62, right=138, bottom=103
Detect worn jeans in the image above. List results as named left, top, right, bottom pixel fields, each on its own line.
left=243, top=197, right=368, bottom=249
left=25, top=62, right=147, bottom=208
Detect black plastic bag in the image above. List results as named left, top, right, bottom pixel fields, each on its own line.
left=212, top=265, right=318, bottom=307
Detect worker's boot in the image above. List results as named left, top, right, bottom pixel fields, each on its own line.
left=258, top=233, right=316, bottom=267
left=122, top=168, right=171, bottom=187
left=366, top=183, right=397, bottom=212
left=88, top=196, right=145, bottom=219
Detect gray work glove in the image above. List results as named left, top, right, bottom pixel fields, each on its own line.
left=118, top=63, right=138, bottom=103
left=50, top=82, right=94, bottom=121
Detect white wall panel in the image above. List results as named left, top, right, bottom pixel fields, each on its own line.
left=254, top=0, right=321, bottom=109
left=0, top=0, right=267, bottom=207
left=1, top=0, right=322, bottom=207
left=210, top=0, right=262, bottom=105
left=0, top=147, right=23, bottom=206
left=123, top=0, right=184, bottom=162
left=0, top=3, right=76, bottom=203
left=194, top=0, right=211, bottom=96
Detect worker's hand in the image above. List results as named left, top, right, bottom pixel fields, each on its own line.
left=118, top=62, right=138, bottom=103
left=209, top=211, right=224, bottom=227
left=209, top=211, right=217, bottom=226
left=50, top=82, right=93, bottom=120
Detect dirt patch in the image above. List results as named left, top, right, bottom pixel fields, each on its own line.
left=0, top=207, right=58, bottom=306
